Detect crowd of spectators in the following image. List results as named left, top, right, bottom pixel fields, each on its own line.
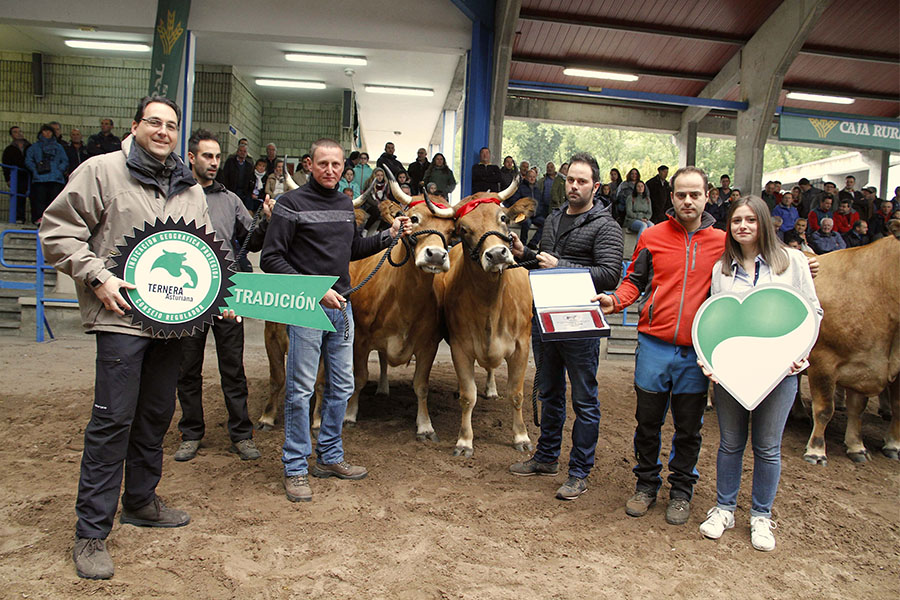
left=5, top=120, right=899, bottom=255
left=465, top=149, right=900, bottom=254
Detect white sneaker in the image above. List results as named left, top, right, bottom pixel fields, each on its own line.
left=699, top=507, right=735, bottom=539
left=750, top=516, right=777, bottom=552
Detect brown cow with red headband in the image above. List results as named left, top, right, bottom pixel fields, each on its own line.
left=434, top=176, right=537, bottom=456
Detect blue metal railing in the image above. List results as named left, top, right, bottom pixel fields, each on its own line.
left=0, top=229, right=77, bottom=341
left=1, top=163, right=31, bottom=224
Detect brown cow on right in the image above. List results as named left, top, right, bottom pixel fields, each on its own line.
left=803, top=234, right=900, bottom=465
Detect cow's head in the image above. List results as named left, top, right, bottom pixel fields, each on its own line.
left=383, top=172, right=456, bottom=273
left=451, top=176, right=535, bottom=273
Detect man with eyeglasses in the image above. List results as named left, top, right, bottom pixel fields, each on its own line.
left=40, top=96, right=218, bottom=581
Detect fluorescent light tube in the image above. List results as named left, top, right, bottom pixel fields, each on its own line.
left=65, top=40, right=150, bottom=52
left=364, top=85, right=434, bottom=96
left=285, top=53, right=367, bottom=66
left=256, top=79, right=326, bottom=89
left=563, top=68, right=639, bottom=82
left=785, top=92, right=855, bottom=105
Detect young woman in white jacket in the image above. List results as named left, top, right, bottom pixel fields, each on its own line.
left=698, top=195, right=822, bottom=552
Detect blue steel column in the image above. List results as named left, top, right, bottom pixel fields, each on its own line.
left=460, top=20, right=494, bottom=197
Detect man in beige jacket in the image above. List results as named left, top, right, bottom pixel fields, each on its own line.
left=40, top=96, right=210, bottom=581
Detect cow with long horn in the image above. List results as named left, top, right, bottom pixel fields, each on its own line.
left=434, top=175, right=538, bottom=457
left=309, top=170, right=458, bottom=439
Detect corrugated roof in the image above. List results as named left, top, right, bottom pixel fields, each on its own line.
left=513, top=0, right=899, bottom=119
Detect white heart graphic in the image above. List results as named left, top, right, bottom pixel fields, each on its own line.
left=692, top=284, right=820, bottom=411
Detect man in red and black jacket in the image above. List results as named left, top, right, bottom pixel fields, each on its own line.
left=595, top=166, right=724, bottom=526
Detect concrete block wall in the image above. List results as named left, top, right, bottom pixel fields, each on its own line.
left=191, top=65, right=233, bottom=157
left=0, top=53, right=342, bottom=216
left=0, top=51, right=149, bottom=147
left=261, top=100, right=342, bottom=158
left=228, top=71, right=262, bottom=156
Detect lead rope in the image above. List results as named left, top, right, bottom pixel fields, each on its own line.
left=337, top=228, right=449, bottom=340
left=228, top=203, right=265, bottom=272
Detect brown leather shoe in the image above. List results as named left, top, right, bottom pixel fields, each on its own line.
left=284, top=474, right=312, bottom=502
left=310, top=460, right=368, bottom=480
left=120, top=496, right=190, bottom=528
left=73, top=536, right=114, bottom=580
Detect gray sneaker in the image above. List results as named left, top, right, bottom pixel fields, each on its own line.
left=666, top=497, right=691, bottom=525
left=120, top=496, right=190, bottom=528
left=555, top=476, right=587, bottom=500
left=625, top=490, right=657, bottom=517
left=73, top=536, right=114, bottom=580
left=284, top=474, right=312, bottom=502
left=230, top=439, right=261, bottom=461
left=509, top=457, right=559, bottom=477
left=174, top=440, right=200, bottom=462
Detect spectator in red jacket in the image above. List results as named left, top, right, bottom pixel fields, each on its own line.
left=832, top=198, right=860, bottom=234
left=807, top=194, right=834, bottom=232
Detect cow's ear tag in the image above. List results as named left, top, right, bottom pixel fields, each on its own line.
left=514, top=214, right=526, bottom=223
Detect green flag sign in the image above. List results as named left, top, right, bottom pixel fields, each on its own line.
left=149, top=0, right=191, bottom=98
left=225, top=272, right=337, bottom=332
left=779, top=111, right=900, bottom=152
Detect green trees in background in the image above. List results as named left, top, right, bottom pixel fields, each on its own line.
left=502, top=119, right=842, bottom=182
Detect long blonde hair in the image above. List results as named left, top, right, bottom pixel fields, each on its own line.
left=720, top=195, right=789, bottom=275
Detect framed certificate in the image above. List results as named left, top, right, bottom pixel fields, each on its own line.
left=529, top=268, right=610, bottom=341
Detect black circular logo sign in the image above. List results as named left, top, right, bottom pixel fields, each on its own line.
left=111, top=218, right=234, bottom=338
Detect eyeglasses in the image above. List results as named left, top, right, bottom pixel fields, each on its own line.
left=140, top=118, right=178, bottom=132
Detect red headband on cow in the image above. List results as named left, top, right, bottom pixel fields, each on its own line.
left=454, top=197, right=501, bottom=219
left=408, top=199, right=450, bottom=210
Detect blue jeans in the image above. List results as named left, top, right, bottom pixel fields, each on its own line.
left=283, top=303, right=354, bottom=476
left=634, top=332, right=708, bottom=395
left=629, top=219, right=650, bottom=241
left=531, top=321, right=602, bottom=479
left=713, top=376, right=797, bottom=517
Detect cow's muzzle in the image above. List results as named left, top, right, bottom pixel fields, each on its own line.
left=416, top=245, right=450, bottom=273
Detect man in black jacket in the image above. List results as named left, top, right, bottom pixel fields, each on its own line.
left=261, top=138, right=410, bottom=504
left=217, top=143, right=255, bottom=210
left=86, top=118, right=121, bottom=156
left=2, top=126, right=30, bottom=223
left=647, top=165, right=671, bottom=224
left=471, top=146, right=501, bottom=193
left=508, top=152, right=624, bottom=502
left=406, top=147, right=429, bottom=195
left=376, top=141, right=405, bottom=179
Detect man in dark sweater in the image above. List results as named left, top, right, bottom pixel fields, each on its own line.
left=376, top=141, right=405, bottom=179
left=646, top=165, right=671, bottom=224
left=471, top=146, right=501, bottom=193
left=508, top=152, right=624, bottom=502
left=261, top=138, right=410, bottom=503
left=406, top=147, right=429, bottom=195
left=217, top=143, right=255, bottom=210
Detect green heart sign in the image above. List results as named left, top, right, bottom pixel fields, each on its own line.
left=692, top=284, right=820, bottom=410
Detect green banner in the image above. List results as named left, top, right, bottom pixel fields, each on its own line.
left=779, top=112, right=900, bottom=152
left=148, top=0, right=191, bottom=98
left=225, top=272, right=337, bottom=332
